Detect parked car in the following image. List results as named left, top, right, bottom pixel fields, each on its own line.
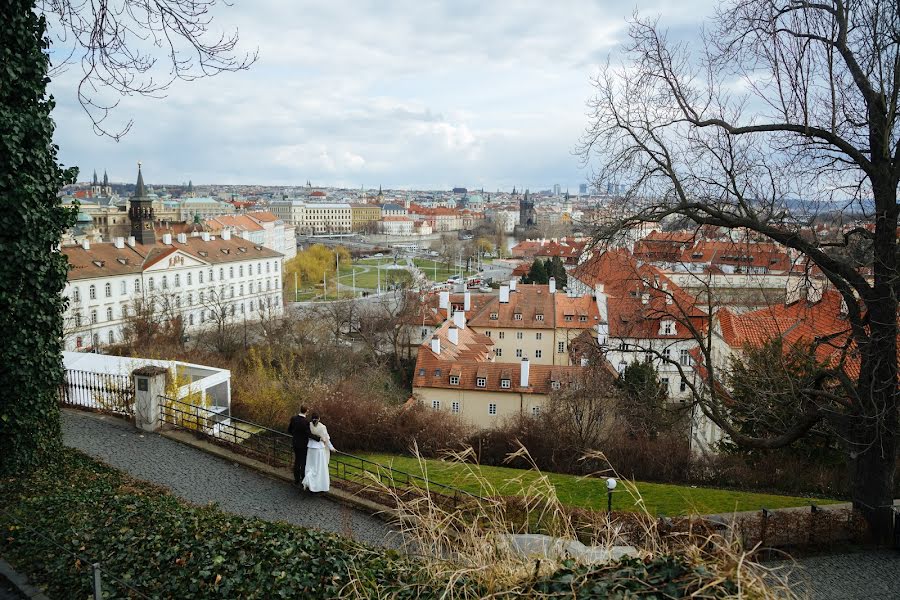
left=373, top=253, right=383, bottom=257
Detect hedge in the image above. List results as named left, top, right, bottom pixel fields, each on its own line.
left=1, top=449, right=742, bottom=598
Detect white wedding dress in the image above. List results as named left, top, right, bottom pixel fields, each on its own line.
left=302, top=422, right=335, bottom=493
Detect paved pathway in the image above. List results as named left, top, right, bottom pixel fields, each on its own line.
left=61, top=409, right=396, bottom=548
left=787, top=549, right=900, bottom=600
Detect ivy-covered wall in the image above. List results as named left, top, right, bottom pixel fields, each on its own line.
left=0, top=2, right=77, bottom=474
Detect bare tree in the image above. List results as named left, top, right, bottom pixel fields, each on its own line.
left=197, top=286, right=240, bottom=355
left=39, top=0, right=256, bottom=138
left=581, top=1, right=899, bottom=537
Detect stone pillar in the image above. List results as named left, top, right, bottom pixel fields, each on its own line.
left=132, top=366, right=168, bottom=432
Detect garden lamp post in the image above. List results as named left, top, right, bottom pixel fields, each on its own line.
left=606, top=477, right=617, bottom=513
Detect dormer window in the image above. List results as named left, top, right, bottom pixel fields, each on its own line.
left=514, top=313, right=523, bottom=321
left=450, top=375, right=460, bottom=385
left=490, top=312, right=499, bottom=320
left=238, top=247, right=247, bottom=253
left=434, top=368, right=441, bottom=377
left=501, top=379, right=510, bottom=389
left=564, top=315, right=573, bottom=322
left=660, top=320, right=676, bottom=336
left=198, top=250, right=208, bottom=257
left=476, top=377, right=486, bottom=388
left=551, top=380, right=561, bottom=390
left=536, top=313, right=544, bottom=321
left=579, top=315, right=587, bottom=322
left=221, top=248, right=230, bottom=255
left=92, top=260, right=104, bottom=268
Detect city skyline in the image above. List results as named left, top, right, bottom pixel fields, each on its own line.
left=47, top=0, right=716, bottom=190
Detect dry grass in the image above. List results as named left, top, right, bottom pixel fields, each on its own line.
left=342, top=444, right=801, bottom=599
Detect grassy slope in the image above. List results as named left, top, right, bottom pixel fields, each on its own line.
left=351, top=453, right=839, bottom=516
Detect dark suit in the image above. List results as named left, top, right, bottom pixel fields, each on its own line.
left=287, top=414, right=318, bottom=484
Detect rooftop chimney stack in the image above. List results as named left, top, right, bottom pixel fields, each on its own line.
left=520, top=358, right=530, bottom=387
left=222, top=229, right=232, bottom=241
left=509, top=280, right=517, bottom=292
left=641, top=292, right=650, bottom=305
left=162, top=233, right=172, bottom=245
left=431, top=335, right=441, bottom=355
left=499, top=285, right=510, bottom=303
left=127, top=236, right=136, bottom=248
left=81, top=239, right=90, bottom=251
left=463, top=290, right=471, bottom=311
left=595, top=284, right=608, bottom=322
left=241, top=230, right=251, bottom=240
left=177, top=233, right=187, bottom=244
left=453, top=310, right=466, bottom=330
left=448, top=325, right=459, bottom=346
left=202, top=232, right=211, bottom=242
left=439, top=291, right=450, bottom=311
left=114, top=237, right=125, bottom=249
left=549, top=277, right=557, bottom=294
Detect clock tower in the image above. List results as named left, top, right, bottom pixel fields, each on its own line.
left=129, top=162, right=156, bottom=245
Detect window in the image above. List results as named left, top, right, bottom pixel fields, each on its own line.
left=89, top=284, right=96, bottom=300
left=74, top=314, right=82, bottom=327
left=476, top=377, right=486, bottom=388
left=187, top=272, right=192, bottom=286
left=501, top=379, right=510, bottom=389
left=240, top=284, right=244, bottom=296
left=494, top=348, right=502, bottom=357
left=564, top=315, right=573, bottom=322
left=434, top=368, right=441, bottom=377
left=431, top=400, right=441, bottom=410
left=536, top=332, right=542, bottom=340
left=680, top=377, right=688, bottom=393
left=579, top=315, right=587, bottom=322
left=149, top=278, right=155, bottom=292
left=162, top=276, right=168, bottom=290
left=490, top=312, right=498, bottom=320
left=485, top=330, right=491, bottom=338
left=536, top=313, right=544, bottom=321
left=107, top=331, right=114, bottom=344
left=120, top=281, right=126, bottom=295
left=558, top=341, right=565, bottom=353
left=644, top=352, right=653, bottom=363
left=450, top=375, right=460, bottom=385
left=239, top=266, right=244, bottom=277
left=189, top=314, right=194, bottom=326
left=498, top=331, right=505, bottom=339
left=488, top=403, right=497, bottom=415
left=662, top=348, right=671, bottom=361
left=90, top=309, right=97, bottom=324
left=516, top=349, right=523, bottom=358
left=418, top=368, right=425, bottom=376
left=680, top=349, right=692, bottom=366
left=516, top=332, right=523, bottom=340
left=535, top=350, right=542, bottom=358
left=660, top=377, right=669, bottom=391
left=92, top=333, right=99, bottom=348
left=531, top=406, right=541, bottom=417
left=229, top=266, right=234, bottom=278
left=106, top=307, right=113, bottom=321
left=73, top=288, right=81, bottom=303
left=257, top=263, right=262, bottom=275
left=551, top=380, right=561, bottom=390
left=219, top=268, right=224, bottom=280
left=451, top=402, right=460, bottom=414
left=230, top=286, right=235, bottom=298
left=76, top=336, right=83, bottom=348
left=514, top=313, right=522, bottom=320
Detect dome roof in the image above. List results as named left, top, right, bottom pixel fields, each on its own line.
left=76, top=211, right=93, bottom=223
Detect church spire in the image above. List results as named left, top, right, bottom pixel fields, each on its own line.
left=102, top=170, right=109, bottom=187
left=134, top=162, right=146, bottom=198
left=92, top=170, right=98, bottom=186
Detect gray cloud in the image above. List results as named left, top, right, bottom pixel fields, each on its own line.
left=47, top=0, right=717, bottom=189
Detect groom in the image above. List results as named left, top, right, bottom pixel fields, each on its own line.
left=287, top=405, right=320, bottom=488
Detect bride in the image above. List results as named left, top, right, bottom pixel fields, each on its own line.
left=302, top=413, right=336, bottom=493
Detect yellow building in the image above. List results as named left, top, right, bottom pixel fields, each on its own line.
left=412, top=319, right=581, bottom=428
left=465, top=282, right=601, bottom=366
left=350, top=203, right=383, bottom=232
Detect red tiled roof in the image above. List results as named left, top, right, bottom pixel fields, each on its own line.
left=467, top=285, right=600, bottom=330
left=413, top=353, right=581, bottom=394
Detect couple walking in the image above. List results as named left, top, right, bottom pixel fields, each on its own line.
left=287, top=406, right=336, bottom=493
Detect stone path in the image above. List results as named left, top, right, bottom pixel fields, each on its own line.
left=61, top=409, right=396, bottom=548
left=787, top=549, right=900, bottom=600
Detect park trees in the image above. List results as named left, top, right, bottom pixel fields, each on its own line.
left=581, top=0, right=899, bottom=538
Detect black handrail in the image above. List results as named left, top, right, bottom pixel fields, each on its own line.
left=157, top=396, right=483, bottom=506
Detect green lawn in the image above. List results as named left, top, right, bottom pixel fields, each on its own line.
left=349, top=453, right=838, bottom=516
left=413, top=258, right=472, bottom=283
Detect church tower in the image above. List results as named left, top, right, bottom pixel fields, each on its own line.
left=102, top=170, right=111, bottom=196
left=91, top=170, right=101, bottom=197
left=129, top=163, right=156, bottom=245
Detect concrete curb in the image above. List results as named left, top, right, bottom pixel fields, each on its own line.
left=157, top=428, right=400, bottom=525
left=0, top=559, right=50, bottom=600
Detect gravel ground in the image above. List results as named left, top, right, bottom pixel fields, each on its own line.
left=61, top=409, right=397, bottom=548
left=785, top=549, right=900, bottom=600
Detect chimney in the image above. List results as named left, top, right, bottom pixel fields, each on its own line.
left=500, top=285, right=510, bottom=303
left=595, top=284, right=608, bottom=322
left=431, top=335, right=441, bottom=355
left=202, top=232, right=211, bottom=242
left=222, top=229, right=232, bottom=241
left=580, top=356, right=589, bottom=367
left=520, top=358, right=530, bottom=387
left=448, top=325, right=459, bottom=346
left=549, top=277, right=556, bottom=294
left=662, top=282, right=672, bottom=305
left=453, top=310, right=466, bottom=330
left=127, top=236, right=136, bottom=248
left=463, top=290, right=471, bottom=311
left=162, top=233, right=173, bottom=245
left=439, top=291, right=450, bottom=311
left=641, top=292, right=650, bottom=305
left=81, top=239, right=90, bottom=250
left=596, top=323, right=609, bottom=346
left=509, top=279, right=517, bottom=292
left=242, top=230, right=251, bottom=240
left=114, top=237, right=125, bottom=249
left=177, top=233, right=187, bottom=244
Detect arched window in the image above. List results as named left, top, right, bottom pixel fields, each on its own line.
left=73, top=288, right=81, bottom=302
left=105, top=282, right=111, bottom=297
left=175, top=274, right=181, bottom=287
left=199, top=271, right=204, bottom=284
left=107, top=331, right=114, bottom=344
left=76, top=336, right=83, bottom=348
left=92, top=333, right=99, bottom=347
left=134, top=279, right=141, bottom=293
left=90, top=310, right=97, bottom=324
left=120, top=281, right=127, bottom=295
left=175, top=296, right=181, bottom=308
left=162, top=275, right=168, bottom=289
left=187, top=272, right=192, bottom=285
left=89, top=284, right=96, bottom=300
left=189, top=313, right=194, bottom=326
left=106, top=307, right=113, bottom=321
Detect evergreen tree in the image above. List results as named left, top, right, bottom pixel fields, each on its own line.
left=525, top=259, right=549, bottom=285
left=549, top=256, right=567, bottom=288
left=0, top=4, right=77, bottom=474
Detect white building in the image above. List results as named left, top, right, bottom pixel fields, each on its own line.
left=63, top=231, right=284, bottom=351
left=269, top=199, right=352, bottom=234
left=206, top=211, right=297, bottom=261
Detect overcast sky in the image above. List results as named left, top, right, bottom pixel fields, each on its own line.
left=47, top=0, right=716, bottom=190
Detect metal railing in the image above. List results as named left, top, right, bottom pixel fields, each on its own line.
left=157, top=396, right=483, bottom=509
left=59, top=369, right=135, bottom=416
